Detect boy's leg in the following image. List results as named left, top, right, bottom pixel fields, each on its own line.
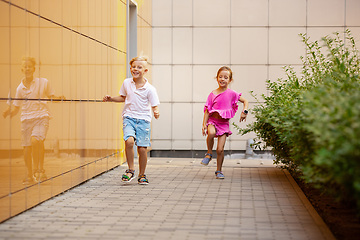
left=123, top=117, right=137, bottom=178
left=23, top=146, right=33, bottom=178
left=125, top=137, right=135, bottom=171
left=32, top=137, right=47, bottom=181
left=216, top=134, right=227, bottom=172
left=134, top=119, right=151, bottom=170
left=31, top=118, right=49, bottom=181
left=137, top=146, right=147, bottom=176
left=134, top=119, right=151, bottom=182
left=21, top=120, right=34, bottom=181
left=31, top=137, right=45, bottom=172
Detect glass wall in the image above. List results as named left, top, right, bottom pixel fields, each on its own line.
left=0, top=0, right=130, bottom=222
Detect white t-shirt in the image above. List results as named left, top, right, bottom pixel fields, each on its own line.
left=13, top=78, right=55, bottom=122
left=119, top=78, right=160, bottom=122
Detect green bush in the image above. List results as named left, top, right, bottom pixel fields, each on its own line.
left=302, top=74, right=360, bottom=202
left=235, top=30, right=360, bottom=209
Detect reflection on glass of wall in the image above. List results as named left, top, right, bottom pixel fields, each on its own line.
left=3, top=57, right=64, bottom=185
left=0, top=0, right=130, bottom=222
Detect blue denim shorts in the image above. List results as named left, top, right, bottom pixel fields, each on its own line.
left=123, top=116, right=151, bottom=147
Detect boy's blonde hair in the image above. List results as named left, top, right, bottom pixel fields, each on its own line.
left=129, top=56, right=148, bottom=66
left=22, top=56, right=36, bottom=66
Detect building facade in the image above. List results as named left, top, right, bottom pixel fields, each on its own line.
left=151, top=0, right=360, bottom=155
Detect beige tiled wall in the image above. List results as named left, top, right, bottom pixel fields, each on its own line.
left=151, top=0, right=360, bottom=151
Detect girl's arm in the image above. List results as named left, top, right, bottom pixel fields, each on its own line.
left=239, top=96, right=249, bottom=122
left=202, top=109, right=209, bottom=136
left=152, top=105, right=160, bottom=119
left=103, top=95, right=126, bottom=102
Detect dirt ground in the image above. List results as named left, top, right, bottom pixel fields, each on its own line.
left=293, top=175, right=360, bottom=240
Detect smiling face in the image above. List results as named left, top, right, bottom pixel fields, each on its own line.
left=21, top=59, right=36, bottom=79
left=130, top=60, right=148, bottom=80
left=217, top=70, right=232, bottom=89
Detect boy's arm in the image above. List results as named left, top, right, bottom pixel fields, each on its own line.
left=3, top=106, right=20, bottom=118
left=202, top=109, right=209, bottom=136
left=49, top=94, right=66, bottom=101
left=239, top=96, right=249, bottom=122
left=103, top=95, right=126, bottom=102
left=152, top=105, right=160, bottom=119
left=46, top=81, right=65, bottom=101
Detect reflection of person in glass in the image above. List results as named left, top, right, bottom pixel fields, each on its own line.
left=3, top=57, right=63, bottom=184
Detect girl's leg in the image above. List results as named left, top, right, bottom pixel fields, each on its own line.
left=137, top=146, right=147, bottom=176
left=206, top=124, right=216, bottom=157
left=125, top=137, right=135, bottom=172
left=216, top=134, right=227, bottom=172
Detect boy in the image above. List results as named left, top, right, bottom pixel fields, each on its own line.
left=3, top=57, right=64, bottom=184
left=103, top=56, right=160, bottom=185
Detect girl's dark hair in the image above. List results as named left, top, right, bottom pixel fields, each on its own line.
left=216, top=66, right=233, bottom=80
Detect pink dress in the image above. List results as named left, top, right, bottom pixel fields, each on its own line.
left=204, top=89, right=242, bottom=136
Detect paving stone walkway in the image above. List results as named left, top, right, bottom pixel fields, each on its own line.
left=0, top=158, right=335, bottom=240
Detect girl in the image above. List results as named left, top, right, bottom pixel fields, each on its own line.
left=201, top=66, right=248, bottom=179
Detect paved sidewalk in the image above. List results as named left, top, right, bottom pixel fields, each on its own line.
left=0, top=158, right=335, bottom=240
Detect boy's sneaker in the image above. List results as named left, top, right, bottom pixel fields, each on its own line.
left=122, top=169, right=135, bottom=182
left=22, top=176, right=36, bottom=185
left=34, top=169, right=47, bottom=182
left=138, top=174, right=149, bottom=185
